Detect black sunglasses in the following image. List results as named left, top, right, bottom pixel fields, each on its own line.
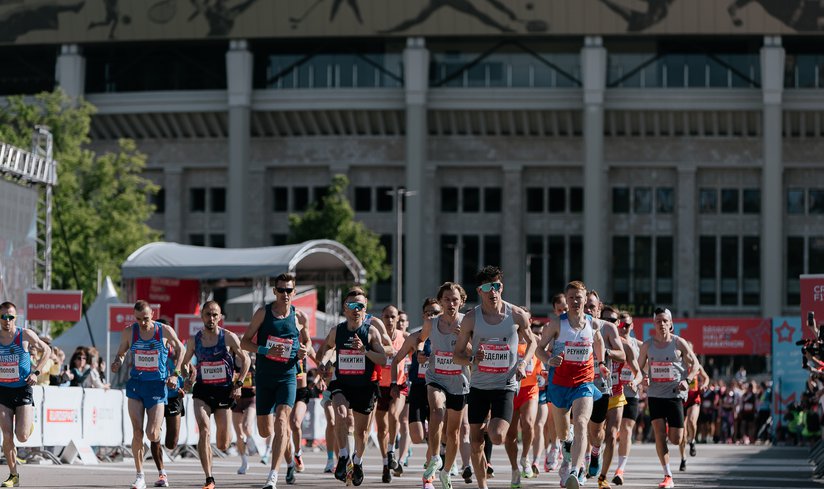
left=0, top=314, right=15, bottom=321
left=276, top=287, right=295, bottom=294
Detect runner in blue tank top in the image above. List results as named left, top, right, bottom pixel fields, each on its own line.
left=0, top=301, right=52, bottom=489
left=181, top=300, right=249, bottom=489
left=111, top=300, right=185, bottom=489
left=240, top=273, right=311, bottom=489
left=149, top=319, right=186, bottom=488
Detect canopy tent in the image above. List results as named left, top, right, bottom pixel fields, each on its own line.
left=52, top=276, right=122, bottom=357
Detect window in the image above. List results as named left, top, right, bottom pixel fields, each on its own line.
left=656, top=236, right=674, bottom=304
left=699, top=188, right=717, bottom=213
left=526, top=187, right=544, bottom=213
left=787, top=188, right=805, bottom=214
left=522, top=235, right=583, bottom=306
left=612, top=236, right=630, bottom=303
left=190, top=188, right=206, bottom=212
left=189, top=233, right=205, bottom=246
left=209, top=234, right=225, bottom=248
left=376, top=187, right=393, bottom=212
left=440, top=235, right=459, bottom=283
left=527, top=236, right=543, bottom=304
left=633, top=188, right=652, bottom=214
left=463, top=235, right=480, bottom=303
left=210, top=188, right=225, bottom=213
left=271, top=234, right=289, bottom=245
left=484, top=187, right=502, bottom=213
left=656, top=187, right=674, bottom=214
left=742, top=237, right=760, bottom=305
left=743, top=189, right=760, bottom=214
left=549, top=187, right=566, bottom=213
left=354, top=187, right=372, bottom=212
left=811, top=189, right=824, bottom=214
left=720, top=236, right=739, bottom=305
left=273, top=187, right=288, bottom=212
left=484, top=235, right=501, bottom=268
left=812, top=236, right=824, bottom=273
left=375, top=234, right=393, bottom=303
left=441, top=187, right=458, bottom=212
left=634, top=237, right=652, bottom=304
left=612, top=188, right=630, bottom=214
left=570, top=235, right=583, bottom=279
left=787, top=236, right=804, bottom=305
left=699, top=236, right=717, bottom=305
left=548, top=236, right=566, bottom=296
left=151, top=188, right=165, bottom=214
left=570, top=187, right=583, bottom=213
left=313, top=186, right=328, bottom=209
left=293, top=187, right=310, bottom=212
left=463, top=187, right=480, bottom=213
left=721, top=188, right=739, bottom=213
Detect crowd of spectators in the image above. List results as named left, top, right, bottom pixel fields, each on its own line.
left=29, top=338, right=109, bottom=389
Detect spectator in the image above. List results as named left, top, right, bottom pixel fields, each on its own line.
left=49, top=347, right=66, bottom=386
left=84, top=346, right=108, bottom=389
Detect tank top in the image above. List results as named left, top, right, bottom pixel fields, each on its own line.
left=0, top=329, right=31, bottom=388
left=195, top=329, right=235, bottom=387
left=129, top=323, right=169, bottom=381
left=551, top=313, right=595, bottom=388
left=621, top=336, right=641, bottom=398
left=380, top=332, right=407, bottom=387
left=645, top=335, right=685, bottom=399
left=334, top=318, right=375, bottom=387
left=256, top=304, right=299, bottom=379
left=426, top=315, right=470, bottom=395
left=471, top=303, right=519, bottom=391
left=609, top=355, right=626, bottom=398
left=408, top=338, right=431, bottom=385
left=517, top=342, right=543, bottom=388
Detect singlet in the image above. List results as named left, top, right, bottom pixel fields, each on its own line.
left=426, top=315, right=470, bottom=395
left=609, top=355, right=626, bottom=398
left=741, top=391, right=756, bottom=414
left=129, top=323, right=169, bottom=381
left=256, top=304, right=299, bottom=379
left=334, top=318, right=375, bottom=387
left=621, top=336, right=641, bottom=398
left=550, top=313, right=595, bottom=388
left=195, top=329, right=235, bottom=387
left=471, top=303, right=519, bottom=392
left=0, top=329, right=31, bottom=388
left=380, top=332, right=408, bottom=387
left=645, top=335, right=685, bottom=399
left=517, top=342, right=543, bottom=388
left=408, top=338, right=431, bottom=385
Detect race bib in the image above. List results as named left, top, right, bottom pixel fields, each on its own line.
left=743, top=402, right=754, bottom=411
left=0, top=358, right=19, bottom=382
left=649, top=361, right=675, bottom=382
left=418, top=361, right=428, bottom=379
left=134, top=349, right=160, bottom=372
left=338, top=349, right=365, bottom=375
left=610, top=370, right=620, bottom=386
left=200, top=361, right=227, bottom=384
left=478, top=343, right=510, bottom=374
left=620, top=366, right=634, bottom=382
left=563, top=341, right=592, bottom=364
left=265, top=336, right=293, bottom=363
left=434, top=350, right=462, bottom=376
left=702, top=399, right=713, bottom=409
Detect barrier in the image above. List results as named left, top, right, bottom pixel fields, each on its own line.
left=41, top=386, right=83, bottom=446
left=19, top=386, right=43, bottom=447
left=83, top=388, right=124, bottom=447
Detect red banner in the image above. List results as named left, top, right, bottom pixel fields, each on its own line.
left=637, top=317, right=771, bottom=355
left=134, top=278, right=200, bottom=324
left=801, top=274, right=824, bottom=340
left=25, top=290, right=83, bottom=322
left=174, top=314, right=247, bottom=343
left=107, top=303, right=161, bottom=332
left=292, top=289, right=318, bottom=337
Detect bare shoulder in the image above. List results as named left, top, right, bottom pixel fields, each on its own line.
left=509, top=303, right=531, bottom=325
left=162, top=323, right=178, bottom=338
left=295, top=308, right=309, bottom=324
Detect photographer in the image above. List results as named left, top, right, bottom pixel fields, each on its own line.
left=799, top=312, right=824, bottom=372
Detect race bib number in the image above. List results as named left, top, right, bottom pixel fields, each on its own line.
left=610, top=370, right=620, bottom=386
left=265, top=336, right=293, bottom=363
left=563, top=341, right=592, bottom=364
left=743, top=402, right=754, bottom=411
left=338, top=349, right=366, bottom=375
left=702, top=400, right=713, bottom=409
left=134, top=349, right=160, bottom=372
left=418, top=361, right=428, bottom=379
left=649, top=361, right=675, bottom=382
left=0, top=358, right=19, bottom=382
left=478, top=343, right=510, bottom=374
left=200, top=361, right=227, bottom=384
left=434, top=350, right=462, bottom=376
left=620, top=366, right=634, bottom=382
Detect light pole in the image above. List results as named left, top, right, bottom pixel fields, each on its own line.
left=446, top=242, right=462, bottom=282
left=388, top=187, right=416, bottom=309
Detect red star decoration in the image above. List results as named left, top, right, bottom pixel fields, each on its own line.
left=775, top=321, right=795, bottom=343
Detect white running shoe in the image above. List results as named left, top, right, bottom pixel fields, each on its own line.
left=131, top=476, right=147, bottom=489
left=238, top=457, right=249, bottom=475
left=263, top=472, right=278, bottom=489
left=520, top=458, right=534, bottom=479
left=423, top=456, right=443, bottom=481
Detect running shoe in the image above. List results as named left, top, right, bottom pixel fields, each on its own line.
left=383, top=465, right=392, bottom=483
left=511, top=470, right=521, bottom=489
left=423, top=480, right=436, bottom=489
left=394, top=462, right=405, bottom=478
left=238, top=458, right=249, bottom=475
left=440, top=469, right=453, bottom=489
left=423, top=456, right=443, bottom=481
left=261, top=453, right=270, bottom=465
left=295, top=453, right=305, bottom=472
left=154, top=473, right=169, bottom=487
left=203, top=477, right=216, bottom=489
left=588, top=453, right=601, bottom=478
left=689, top=441, right=696, bottom=457
left=597, top=474, right=610, bottom=489
left=577, top=467, right=587, bottom=486
left=346, top=460, right=354, bottom=487
left=546, top=449, right=559, bottom=472
left=520, top=458, right=534, bottom=479
left=130, top=476, right=146, bottom=489
left=565, top=471, right=580, bottom=489
left=335, top=456, right=350, bottom=482
left=531, top=463, right=539, bottom=478
left=611, top=469, right=624, bottom=486
left=263, top=472, right=278, bottom=489
left=559, top=460, right=571, bottom=487
left=286, top=464, right=296, bottom=484
left=486, top=464, right=495, bottom=478
left=325, top=458, right=335, bottom=474
left=450, top=463, right=459, bottom=477
left=679, top=459, right=686, bottom=472
left=388, top=451, right=398, bottom=471
left=352, top=463, right=364, bottom=486
left=462, top=465, right=473, bottom=484
left=658, top=475, right=674, bottom=489
left=0, top=474, right=18, bottom=488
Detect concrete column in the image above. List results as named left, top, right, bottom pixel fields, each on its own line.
left=247, top=168, right=266, bottom=246
left=56, top=44, right=85, bottom=100
left=760, top=36, right=785, bottom=317
left=403, top=38, right=429, bottom=316
left=676, top=165, right=697, bottom=316
left=502, top=165, right=524, bottom=304
left=226, top=40, right=253, bottom=248
left=163, top=167, right=184, bottom=243
left=581, top=37, right=607, bottom=293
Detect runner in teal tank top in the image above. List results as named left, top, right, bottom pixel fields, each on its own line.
left=241, top=273, right=311, bottom=489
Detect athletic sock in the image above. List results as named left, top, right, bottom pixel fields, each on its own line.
left=664, top=464, right=672, bottom=477
left=353, top=454, right=362, bottom=465
left=616, top=456, right=627, bottom=471
left=383, top=457, right=388, bottom=465
left=591, top=445, right=600, bottom=457
left=268, top=470, right=278, bottom=483
left=327, top=449, right=335, bottom=460
left=340, top=447, right=349, bottom=458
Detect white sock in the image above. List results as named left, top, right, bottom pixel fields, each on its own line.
left=664, top=464, right=672, bottom=477
left=136, top=472, right=144, bottom=479
left=158, top=469, right=166, bottom=476
left=296, top=449, right=302, bottom=457
left=268, top=470, right=278, bottom=482
left=288, top=460, right=295, bottom=468
left=616, top=456, right=627, bottom=471
left=383, top=457, right=388, bottom=465
left=241, top=453, right=248, bottom=463
left=353, top=454, right=362, bottom=465
left=340, top=447, right=349, bottom=458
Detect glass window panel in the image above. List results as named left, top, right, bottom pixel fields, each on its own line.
left=721, top=188, right=739, bottom=214
left=699, top=236, right=717, bottom=305
left=570, top=236, right=583, bottom=282
left=484, top=187, right=502, bottom=213
left=354, top=187, right=372, bottom=212
left=720, top=236, right=739, bottom=305
left=570, top=187, right=583, bottom=213
left=634, top=188, right=652, bottom=214
left=548, top=236, right=565, bottom=295
left=209, top=234, right=225, bottom=248
left=463, top=236, right=480, bottom=303
left=613, top=188, right=630, bottom=214
left=634, top=237, right=652, bottom=303
left=549, top=187, right=566, bottom=213
left=463, top=187, right=480, bottom=213
left=313, top=186, right=328, bottom=209
left=190, top=188, right=205, bottom=212
left=656, top=236, right=674, bottom=305
left=440, top=235, right=458, bottom=283
left=273, top=187, right=288, bottom=212
left=656, top=188, right=674, bottom=214
left=787, top=236, right=804, bottom=305
left=743, top=189, right=761, bottom=214
left=293, top=187, right=309, bottom=212
left=189, top=234, right=205, bottom=246
left=151, top=188, right=165, bottom=214
left=811, top=236, right=824, bottom=273
left=210, top=188, right=225, bottom=213
left=699, top=188, right=717, bottom=214
left=526, top=187, right=544, bottom=213
left=527, top=235, right=544, bottom=304
left=787, top=188, right=805, bottom=215
left=742, top=236, right=760, bottom=305
left=810, top=190, right=824, bottom=214
left=442, top=187, right=459, bottom=212
left=375, top=234, right=393, bottom=302
left=376, top=187, right=393, bottom=212
left=484, top=235, right=501, bottom=268
left=613, top=236, right=630, bottom=304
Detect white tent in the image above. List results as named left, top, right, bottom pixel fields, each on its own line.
left=52, top=276, right=122, bottom=358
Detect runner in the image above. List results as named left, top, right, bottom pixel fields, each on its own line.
left=316, top=288, right=387, bottom=486
left=636, top=308, right=699, bottom=489
left=536, top=281, right=612, bottom=489
left=376, top=305, right=408, bottom=483
left=150, top=319, right=186, bottom=488
left=0, top=302, right=52, bottom=488
left=612, top=311, right=641, bottom=486
left=453, top=266, right=536, bottom=489
left=678, top=358, right=709, bottom=471
left=540, top=293, right=568, bottom=474
left=528, top=319, right=549, bottom=476
left=240, top=273, right=311, bottom=489
left=285, top=350, right=318, bottom=484
left=111, top=300, right=185, bottom=489
left=233, top=356, right=257, bottom=475
left=181, top=300, right=250, bottom=489
left=396, top=310, right=413, bottom=473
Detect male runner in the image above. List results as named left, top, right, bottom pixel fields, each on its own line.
left=678, top=358, right=708, bottom=471
left=0, top=302, right=52, bottom=488
left=612, top=311, right=641, bottom=486
left=241, top=273, right=311, bottom=489
left=376, top=305, right=408, bottom=482
left=112, top=300, right=185, bottom=489
left=453, top=266, right=536, bottom=489
left=637, top=308, right=699, bottom=489
left=150, top=319, right=185, bottom=488
left=540, top=293, right=568, bottom=474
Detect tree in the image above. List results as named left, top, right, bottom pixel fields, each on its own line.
left=288, top=175, right=391, bottom=288
left=0, top=91, right=160, bottom=333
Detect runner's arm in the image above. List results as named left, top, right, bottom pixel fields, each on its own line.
left=391, top=332, right=418, bottom=384
left=240, top=308, right=266, bottom=354
left=370, top=315, right=393, bottom=346
left=452, top=312, right=475, bottom=366
left=162, top=323, right=186, bottom=375
left=296, top=310, right=313, bottom=360
left=365, top=326, right=387, bottom=365
left=23, top=329, right=52, bottom=379
left=180, top=337, right=197, bottom=382
left=111, top=325, right=133, bottom=372
left=514, top=305, right=537, bottom=366
left=537, top=318, right=559, bottom=364
left=226, top=331, right=250, bottom=382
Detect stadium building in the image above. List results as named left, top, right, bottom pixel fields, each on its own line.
left=2, top=0, right=823, bottom=318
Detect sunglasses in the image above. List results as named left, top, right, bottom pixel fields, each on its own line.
left=0, top=314, right=16, bottom=321
left=479, top=282, right=502, bottom=293
left=275, top=287, right=295, bottom=294
left=601, top=316, right=619, bottom=323
left=346, top=302, right=366, bottom=311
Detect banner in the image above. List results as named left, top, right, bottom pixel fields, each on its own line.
left=41, top=386, right=83, bottom=446
left=25, top=290, right=83, bottom=322
left=772, top=316, right=808, bottom=433
left=18, top=385, right=43, bottom=447
left=83, top=388, right=124, bottom=446
left=108, top=303, right=161, bottom=332
left=134, top=278, right=200, bottom=325
left=637, top=317, right=771, bottom=355
left=174, top=314, right=247, bottom=343
left=293, top=289, right=318, bottom=337
left=801, top=274, right=824, bottom=338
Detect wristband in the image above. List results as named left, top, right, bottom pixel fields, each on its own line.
left=172, top=370, right=181, bottom=377
left=258, top=345, right=269, bottom=355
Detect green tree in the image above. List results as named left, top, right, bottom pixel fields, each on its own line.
left=0, top=91, right=160, bottom=333
left=288, top=175, right=390, bottom=288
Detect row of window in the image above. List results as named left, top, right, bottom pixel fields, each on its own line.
left=441, top=187, right=502, bottom=213
left=273, top=186, right=327, bottom=213
left=612, top=187, right=674, bottom=215
left=526, top=187, right=583, bottom=214
left=699, top=236, right=761, bottom=306
left=787, top=188, right=824, bottom=215
left=699, top=188, right=760, bottom=214
left=786, top=236, right=824, bottom=305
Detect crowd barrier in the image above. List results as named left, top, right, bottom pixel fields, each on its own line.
left=6, top=386, right=329, bottom=459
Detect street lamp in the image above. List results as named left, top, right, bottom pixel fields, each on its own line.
left=387, top=187, right=416, bottom=309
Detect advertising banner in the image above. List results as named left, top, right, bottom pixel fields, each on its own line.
left=83, top=388, right=124, bottom=446
left=134, top=278, right=200, bottom=324
left=25, top=290, right=83, bottom=322
left=801, top=274, right=824, bottom=338
left=636, top=317, right=771, bottom=355
left=41, top=386, right=83, bottom=446
left=174, top=315, right=246, bottom=342
left=772, top=316, right=808, bottom=435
